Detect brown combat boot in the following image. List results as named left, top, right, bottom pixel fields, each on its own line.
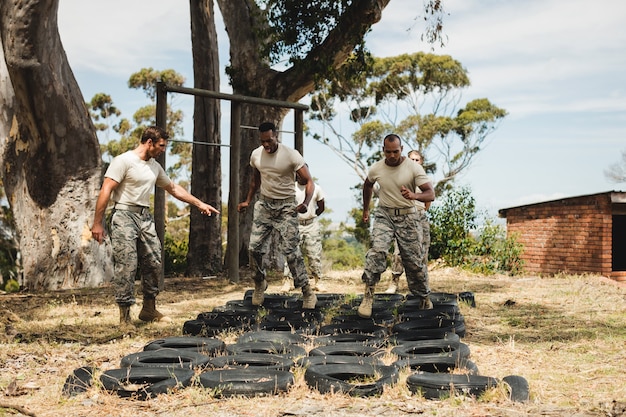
left=385, top=274, right=400, bottom=294
left=301, top=284, right=317, bottom=309
left=419, top=295, right=434, bottom=310
left=357, top=285, right=375, bottom=318
left=118, top=305, right=135, bottom=330
left=251, top=280, right=268, bottom=306
left=138, top=297, right=172, bottom=323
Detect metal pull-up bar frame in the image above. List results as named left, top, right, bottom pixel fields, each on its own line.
left=155, top=81, right=309, bottom=283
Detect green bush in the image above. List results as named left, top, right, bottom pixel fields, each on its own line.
left=429, top=187, right=478, bottom=266
left=322, top=231, right=366, bottom=270
left=428, top=186, right=524, bottom=275
left=164, top=233, right=188, bottom=275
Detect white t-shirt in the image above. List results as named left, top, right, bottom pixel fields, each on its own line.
left=250, top=143, right=305, bottom=199
left=367, top=158, right=430, bottom=209
left=105, top=150, right=171, bottom=207
left=295, top=182, right=325, bottom=220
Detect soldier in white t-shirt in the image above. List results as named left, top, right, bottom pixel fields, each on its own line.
left=280, top=169, right=326, bottom=293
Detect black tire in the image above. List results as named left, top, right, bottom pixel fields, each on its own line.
left=313, top=334, right=387, bottom=348
left=196, top=310, right=258, bottom=327
left=100, top=367, right=194, bottom=400
left=391, top=341, right=471, bottom=362
left=297, top=355, right=384, bottom=368
left=397, top=302, right=461, bottom=316
left=318, top=321, right=388, bottom=338
left=392, top=317, right=466, bottom=338
left=62, top=366, right=97, bottom=397
left=502, top=375, right=530, bottom=403
left=304, top=363, right=399, bottom=397
left=393, top=356, right=479, bottom=375
left=457, top=291, right=476, bottom=307
left=206, top=353, right=294, bottom=370
left=398, top=308, right=462, bottom=321
left=237, top=330, right=306, bottom=345
left=182, top=318, right=252, bottom=337
left=259, top=319, right=318, bottom=334
left=265, top=307, right=324, bottom=323
left=391, top=329, right=460, bottom=343
left=120, top=348, right=211, bottom=370
left=198, top=369, right=294, bottom=397
left=143, top=336, right=225, bottom=356
left=308, top=342, right=384, bottom=358
left=406, top=372, right=499, bottom=399
left=243, top=290, right=299, bottom=308
left=406, top=292, right=458, bottom=307
left=214, top=301, right=259, bottom=314
left=225, top=341, right=307, bottom=359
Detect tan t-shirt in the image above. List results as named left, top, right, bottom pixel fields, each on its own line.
left=250, top=143, right=305, bottom=199
left=367, top=158, right=430, bottom=209
left=105, top=150, right=171, bottom=207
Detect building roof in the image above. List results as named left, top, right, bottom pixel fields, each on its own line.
left=498, top=190, right=626, bottom=218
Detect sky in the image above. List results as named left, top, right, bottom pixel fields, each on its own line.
left=57, top=0, right=626, bottom=224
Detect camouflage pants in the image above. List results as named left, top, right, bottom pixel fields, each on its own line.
left=249, top=197, right=309, bottom=289
left=391, top=212, right=430, bottom=280
left=283, top=220, right=323, bottom=280
left=362, top=208, right=430, bottom=298
left=109, top=209, right=162, bottom=306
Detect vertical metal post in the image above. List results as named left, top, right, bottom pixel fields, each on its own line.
left=155, top=81, right=167, bottom=289
left=295, top=109, right=304, bottom=155
left=227, top=102, right=242, bottom=282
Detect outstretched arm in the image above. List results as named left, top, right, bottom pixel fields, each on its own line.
left=163, top=182, right=220, bottom=216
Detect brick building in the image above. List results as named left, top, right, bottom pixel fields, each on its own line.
left=498, top=191, right=626, bottom=281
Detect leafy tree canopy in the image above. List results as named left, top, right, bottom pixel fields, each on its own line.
left=309, top=51, right=507, bottom=194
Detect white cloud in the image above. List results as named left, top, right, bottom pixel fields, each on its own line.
left=58, top=0, right=192, bottom=77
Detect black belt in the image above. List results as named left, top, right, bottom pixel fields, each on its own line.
left=299, top=218, right=315, bottom=226
left=114, top=203, right=150, bottom=215
left=259, top=195, right=295, bottom=204
left=381, top=206, right=417, bottom=215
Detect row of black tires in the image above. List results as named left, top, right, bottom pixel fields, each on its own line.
left=182, top=291, right=469, bottom=338
left=63, top=331, right=527, bottom=402
left=62, top=291, right=528, bottom=402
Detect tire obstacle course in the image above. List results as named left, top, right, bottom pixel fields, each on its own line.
left=62, top=290, right=529, bottom=402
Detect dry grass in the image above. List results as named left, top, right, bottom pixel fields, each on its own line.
left=1, top=266, right=625, bottom=417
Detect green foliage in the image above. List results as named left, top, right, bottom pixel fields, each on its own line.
left=163, top=233, right=188, bottom=275
left=467, top=220, right=525, bottom=275
left=163, top=205, right=191, bottom=276
left=88, top=68, right=188, bottom=180
left=429, top=186, right=477, bottom=266
left=322, top=232, right=365, bottom=270
left=429, top=186, right=524, bottom=275
left=309, top=51, right=507, bottom=193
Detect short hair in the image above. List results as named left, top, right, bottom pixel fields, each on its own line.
left=259, top=122, right=277, bottom=134
left=408, top=149, right=423, bottom=159
left=383, top=133, right=402, bottom=146
left=141, top=126, right=169, bottom=143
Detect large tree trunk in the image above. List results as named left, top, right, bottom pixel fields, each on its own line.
left=187, top=0, right=223, bottom=276
left=0, top=0, right=113, bottom=290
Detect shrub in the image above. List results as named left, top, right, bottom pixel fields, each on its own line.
left=428, top=186, right=524, bottom=275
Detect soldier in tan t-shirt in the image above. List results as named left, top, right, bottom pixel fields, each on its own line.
left=237, top=122, right=318, bottom=309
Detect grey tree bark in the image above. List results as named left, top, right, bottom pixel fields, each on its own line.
left=186, top=0, right=223, bottom=275
left=0, top=0, right=113, bottom=290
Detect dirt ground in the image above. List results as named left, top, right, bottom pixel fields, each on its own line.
left=1, top=266, right=625, bottom=417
